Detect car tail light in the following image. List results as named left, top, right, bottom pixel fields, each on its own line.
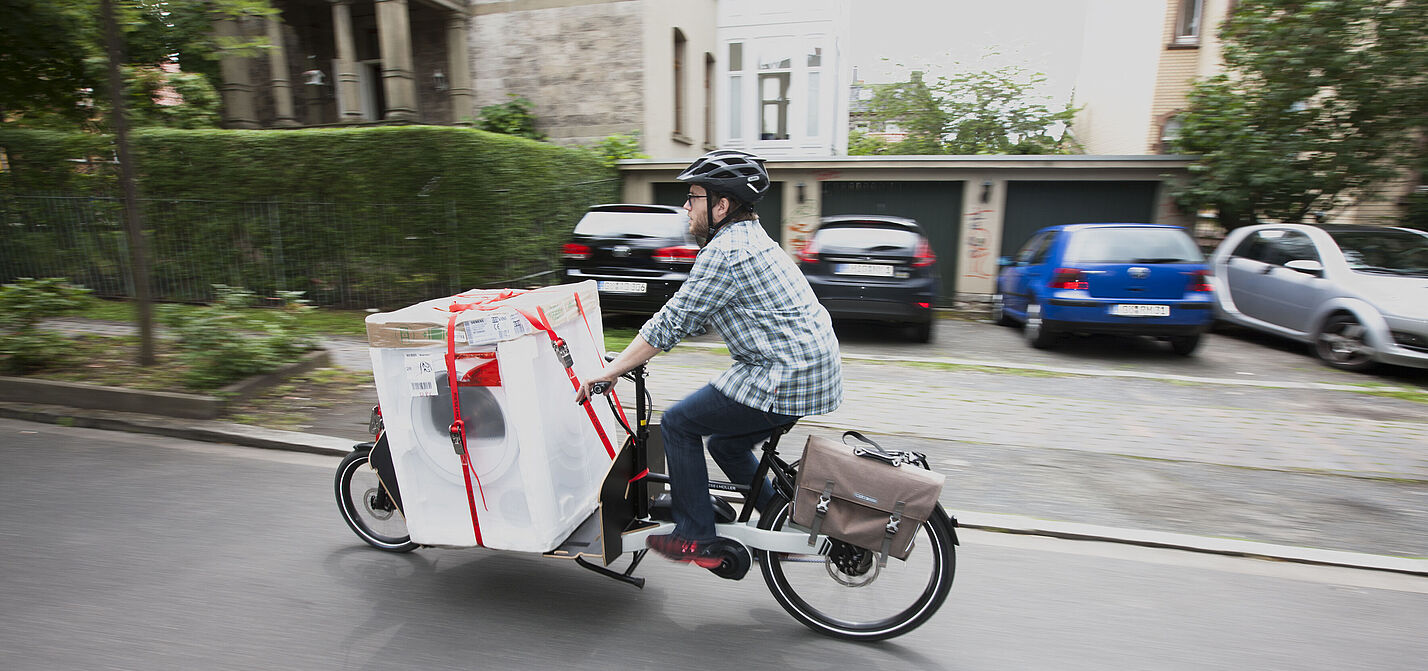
left=1184, top=269, right=1213, bottom=292
left=797, top=238, right=821, bottom=264
left=653, top=245, right=699, bottom=263
left=561, top=242, right=591, bottom=260
left=911, top=238, right=936, bottom=267
left=1049, top=268, right=1088, bottom=290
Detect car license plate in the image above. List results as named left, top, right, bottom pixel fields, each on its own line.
left=834, top=263, right=895, bottom=277
left=598, top=280, right=647, bottom=295
left=1109, top=304, right=1170, bottom=317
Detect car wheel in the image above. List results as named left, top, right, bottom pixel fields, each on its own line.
left=991, top=294, right=1015, bottom=327
left=1024, top=299, right=1057, bottom=349
left=1314, top=314, right=1377, bottom=372
left=911, top=319, right=934, bottom=344
left=1169, top=333, right=1201, bottom=356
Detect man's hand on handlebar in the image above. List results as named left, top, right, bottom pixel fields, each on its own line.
left=575, top=376, right=616, bottom=405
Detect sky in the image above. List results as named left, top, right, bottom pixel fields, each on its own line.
left=846, top=0, right=1091, bottom=105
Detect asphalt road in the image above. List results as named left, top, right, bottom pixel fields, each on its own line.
left=4, top=422, right=1427, bottom=670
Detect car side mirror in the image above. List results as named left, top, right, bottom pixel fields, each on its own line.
left=1284, top=259, right=1324, bottom=276
left=998, top=256, right=1013, bottom=268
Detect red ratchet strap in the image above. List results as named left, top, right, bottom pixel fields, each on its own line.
left=440, top=289, right=526, bottom=547
left=445, top=309, right=488, bottom=547
left=530, top=306, right=618, bottom=460
left=573, top=291, right=631, bottom=431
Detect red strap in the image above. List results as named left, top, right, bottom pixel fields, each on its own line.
left=530, top=306, right=618, bottom=460
left=445, top=310, right=486, bottom=546
left=573, top=291, right=632, bottom=431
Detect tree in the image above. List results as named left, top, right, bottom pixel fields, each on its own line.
left=852, top=66, right=1080, bottom=156
left=476, top=96, right=544, bottom=141
left=1174, top=0, right=1428, bottom=229
left=0, top=0, right=273, bottom=130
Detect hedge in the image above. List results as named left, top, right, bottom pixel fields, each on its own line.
left=0, top=126, right=620, bottom=308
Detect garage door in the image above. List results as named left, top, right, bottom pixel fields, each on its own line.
left=820, top=181, right=963, bottom=303
left=1000, top=181, right=1159, bottom=256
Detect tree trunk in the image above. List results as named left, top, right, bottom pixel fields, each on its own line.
left=101, top=0, right=156, bottom=366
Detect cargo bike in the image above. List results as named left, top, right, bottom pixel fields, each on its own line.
left=334, top=283, right=958, bottom=641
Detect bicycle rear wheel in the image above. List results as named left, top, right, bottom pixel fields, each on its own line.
left=757, top=497, right=955, bottom=641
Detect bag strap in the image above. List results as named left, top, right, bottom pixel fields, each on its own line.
left=843, top=430, right=901, bottom=466
left=807, top=480, right=834, bottom=547
left=877, top=500, right=905, bottom=567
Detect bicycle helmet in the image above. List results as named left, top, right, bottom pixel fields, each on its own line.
left=676, top=149, right=770, bottom=205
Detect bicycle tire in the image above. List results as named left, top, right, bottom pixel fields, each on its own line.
left=335, top=449, right=418, bottom=553
left=756, top=496, right=955, bottom=641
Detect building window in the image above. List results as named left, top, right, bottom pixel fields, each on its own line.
left=1159, top=113, right=1185, bottom=152
left=758, top=49, right=791, bottom=140
left=806, top=44, right=822, bottom=137
left=673, top=29, right=687, bottom=136
left=704, top=53, right=715, bottom=146
left=1173, top=0, right=1203, bottom=46
left=729, top=42, right=743, bottom=140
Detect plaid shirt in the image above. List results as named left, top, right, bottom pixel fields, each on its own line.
left=640, top=219, right=843, bottom=416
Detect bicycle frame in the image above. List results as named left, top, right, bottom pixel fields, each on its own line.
left=571, top=361, right=835, bottom=582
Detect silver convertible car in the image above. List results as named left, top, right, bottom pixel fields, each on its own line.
left=1208, top=223, right=1428, bottom=372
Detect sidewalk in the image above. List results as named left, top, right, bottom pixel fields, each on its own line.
left=12, top=317, right=1428, bottom=575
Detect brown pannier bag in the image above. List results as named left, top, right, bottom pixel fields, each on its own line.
left=792, top=432, right=946, bottom=566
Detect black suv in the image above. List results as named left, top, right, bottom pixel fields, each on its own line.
left=798, top=215, right=940, bottom=342
left=561, top=204, right=698, bottom=314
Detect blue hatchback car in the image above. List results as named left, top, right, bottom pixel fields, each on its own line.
left=992, top=223, right=1215, bottom=354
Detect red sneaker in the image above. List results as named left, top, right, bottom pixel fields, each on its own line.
left=646, top=533, right=723, bottom=569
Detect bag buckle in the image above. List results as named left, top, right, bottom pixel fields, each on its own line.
left=816, top=493, right=831, bottom=515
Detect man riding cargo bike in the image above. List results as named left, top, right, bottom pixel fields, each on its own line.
left=336, top=150, right=958, bottom=641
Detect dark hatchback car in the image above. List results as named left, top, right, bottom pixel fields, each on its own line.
left=797, top=215, right=939, bottom=342
left=560, top=204, right=699, bottom=314
left=993, top=223, right=1214, bottom=353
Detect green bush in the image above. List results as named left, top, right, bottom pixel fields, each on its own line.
left=160, top=285, right=319, bottom=389
left=0, top=277, right=92, bottom=374
left=0, top=126, right=620, bottom=307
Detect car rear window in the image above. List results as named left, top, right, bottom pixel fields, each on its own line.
left=1064, top=227, right=1203, bottom=264
left=573, top=211, right=688, bottom=238
left=814, top=225, right=920, bottom=252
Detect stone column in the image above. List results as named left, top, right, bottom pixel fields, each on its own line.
left=215, top=18, right=259, bottom=128
left=445, top=12, right=474, bottom=124
left=375, top=0, right=418, bottom=121
left=265, top=17, right=299, bottom=127
left=330, top=0, right=363, bottom=122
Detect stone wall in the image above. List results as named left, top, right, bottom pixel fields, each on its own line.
left=470, top=1, right=645, bottom=146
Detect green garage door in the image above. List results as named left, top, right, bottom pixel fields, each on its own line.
left=1000, top=181, right=1159, bottom=256
left=820, top=181, right=963, bottom=303
left=653, top=181, right=784, bottom=245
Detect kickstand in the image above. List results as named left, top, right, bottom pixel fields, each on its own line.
left=575, top=550, right=648, bottom=589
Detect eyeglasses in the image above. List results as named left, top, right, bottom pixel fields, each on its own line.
left=685, top=194, right=708, bottom=203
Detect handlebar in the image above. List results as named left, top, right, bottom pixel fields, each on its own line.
left=588, top=380, right=613, bottom=396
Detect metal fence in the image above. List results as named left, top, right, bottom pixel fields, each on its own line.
left=0, top=179, right=617, bottom=309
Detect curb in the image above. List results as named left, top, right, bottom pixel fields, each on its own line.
left=3, top=402, right=1422, bottom=578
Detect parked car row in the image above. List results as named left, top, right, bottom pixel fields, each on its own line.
left=561, top=206, right=940, bottom=342
left=992, top=221, right=1428, bottom=373
left=562, top=204, right=1428, bottom=374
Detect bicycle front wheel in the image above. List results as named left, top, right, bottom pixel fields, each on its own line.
left=757, top=497, right=955, bottom=641
left=335, top=449, right=418, bottom=553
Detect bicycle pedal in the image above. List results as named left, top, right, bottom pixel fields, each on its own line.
left=703, top=537, right=751, bottom=581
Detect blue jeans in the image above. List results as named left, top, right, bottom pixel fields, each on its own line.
left=660, top=384, right=797, bottom=541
